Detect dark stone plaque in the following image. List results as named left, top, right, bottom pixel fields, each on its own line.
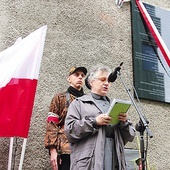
left=131, top=0, right=170, bottom=103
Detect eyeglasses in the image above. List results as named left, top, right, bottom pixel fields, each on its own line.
left=95, top=77, right=110, bottom=83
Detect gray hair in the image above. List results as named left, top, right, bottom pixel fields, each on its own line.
left=88, top=64, right=112, bottom=82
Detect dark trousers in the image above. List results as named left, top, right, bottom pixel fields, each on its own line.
left=58, top=154, right=70, bottom=170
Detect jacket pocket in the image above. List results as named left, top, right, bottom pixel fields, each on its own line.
left=75, top=148, right=94, bottom=169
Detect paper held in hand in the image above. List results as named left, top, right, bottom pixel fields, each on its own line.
left=106, top=99, right=131, bottom=125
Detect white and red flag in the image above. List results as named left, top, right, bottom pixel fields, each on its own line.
left=0, top=25, right=47, bottom=138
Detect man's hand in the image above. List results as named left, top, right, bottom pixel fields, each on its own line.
left=50, top=148, right=59, bottom=170
left=96, top=114, right=112, bottom=125
left=95, top=113, right=128, bottom=126
left=118, top=113, right=128, bottom=122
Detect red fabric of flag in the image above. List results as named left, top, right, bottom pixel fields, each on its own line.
left=0, top=78, right=37, bottom=138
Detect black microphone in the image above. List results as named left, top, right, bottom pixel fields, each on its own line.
left=108, top=62, right=123, bottom=82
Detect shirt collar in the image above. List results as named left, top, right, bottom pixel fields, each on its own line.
left=91, top=92, right=109, bottom=101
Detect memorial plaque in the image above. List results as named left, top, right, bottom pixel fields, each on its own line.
left=131, top=0, right=170, bottom=103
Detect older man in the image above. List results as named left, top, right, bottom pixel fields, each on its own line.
left=65, top=64, right=136, bottom=170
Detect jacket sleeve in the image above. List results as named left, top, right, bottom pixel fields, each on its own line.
left=117, top=121, right=136, bottom=145
left=64, top=99, right=99, bottom=144
left=44, top=94, right=66, bottom=149
left=44, top=121, right=60, bottom=149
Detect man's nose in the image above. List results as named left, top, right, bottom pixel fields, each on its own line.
left=78, top=74, right=84, bottom=78
left=103, top=80, right=109, bottom=85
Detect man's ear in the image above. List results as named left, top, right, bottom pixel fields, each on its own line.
left=67, top=76, right=71, bottom=83
left=85, top=74, right=91, bottom=89
left=89, top=81, right=93, bottom=87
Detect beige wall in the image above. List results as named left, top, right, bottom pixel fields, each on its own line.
left=0, top=0, right=170, bottom=169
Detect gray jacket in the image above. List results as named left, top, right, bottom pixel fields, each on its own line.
left=65, top=93, right=136, bottom=170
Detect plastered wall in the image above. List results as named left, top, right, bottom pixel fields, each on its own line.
left=0, top=0, right=170, bottom=169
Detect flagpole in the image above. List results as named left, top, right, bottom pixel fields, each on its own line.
left=8, top=137, right=14, bottom=170
left=18, top=138, right=27, bottom=170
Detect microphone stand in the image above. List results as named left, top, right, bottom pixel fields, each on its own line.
left=116, top=68, right=153, bottom=170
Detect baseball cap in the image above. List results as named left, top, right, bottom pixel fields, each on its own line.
left=69, top=66, right=87, bottom=76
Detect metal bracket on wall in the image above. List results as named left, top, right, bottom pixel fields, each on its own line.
left=115, top=0, right=130, bottom=8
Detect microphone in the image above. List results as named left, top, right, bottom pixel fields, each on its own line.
left=108, top=62, right=123, bottom=82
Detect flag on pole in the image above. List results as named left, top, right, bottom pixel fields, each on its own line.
left=0, top=25, right=47, bottom=138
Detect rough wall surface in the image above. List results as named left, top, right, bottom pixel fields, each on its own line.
left=0, top=0, right=170, bottom=169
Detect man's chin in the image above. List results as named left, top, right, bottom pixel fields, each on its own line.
left=101, top=91, right=108, bottom=96
left=76, top=85, right=82, bottom=90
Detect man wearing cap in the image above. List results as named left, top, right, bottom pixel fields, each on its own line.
left=44, top=66, right=87, bottom=170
